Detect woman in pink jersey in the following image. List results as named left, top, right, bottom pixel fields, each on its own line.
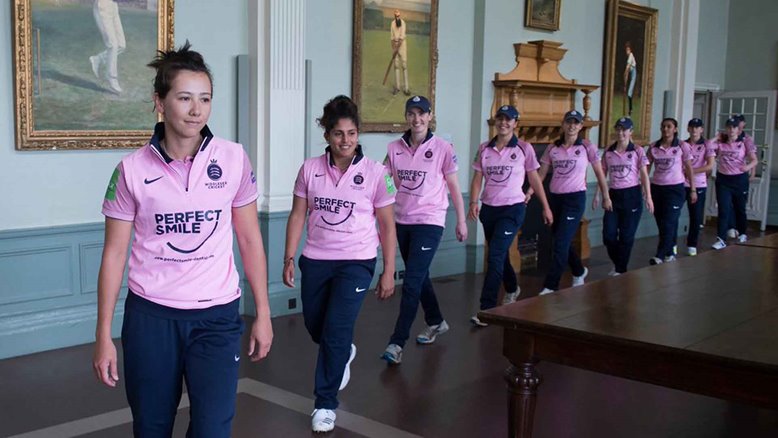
left=683, top=118, right=716, bottom=255
left=646, top=118, right=697, bottom=265
left=530, top=110, right=610, bottom=294
left=710, top=116, right=759, bottom=250
left=283, top=95, right=397, bottom=433
left=596, top=117, right=653, bottom=275
left=94, top=42, right=273, bottom=437
left=381, top=95, right=468, bottom=364
left=467, top=105, right=552, bottom=326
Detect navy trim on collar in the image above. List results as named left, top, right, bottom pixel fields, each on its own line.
left=607, top=141, right=636, bottom=152
left=554, top=136, right=584, bottom=147
left=686, top=137, right=706, bottom=145
left=402, top=129, right=434, bottom=147
left=149, top=122, right=214, bottom=164
left=326, top=144, right=364, bottom=167
left=487, top=135, right=519, bottom=149
left=652, top=137, right=680, bottom=148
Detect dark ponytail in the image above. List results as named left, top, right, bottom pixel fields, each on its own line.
left=147, top=40, right=213, bottom=99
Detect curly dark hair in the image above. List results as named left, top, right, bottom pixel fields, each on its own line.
left=317, top=95, right=360, bottom=135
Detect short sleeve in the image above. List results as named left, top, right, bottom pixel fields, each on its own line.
left=102, top=162, right=136, bottom=222
left=744, top=135, right=757, bottom=155
left=705, top=140, right=717, bottom=158
left=373, top=167, right=396, bottom=209
left=585, top=142, right=600, bottom=164
left=522, top=142, right=540, bottom=172
left=637, top=146, right=649, bottom=167
left=441, top=143, right=458, bottom=175
left=292, top=164, right=308, bottom=199
left=232, top=149, right=259, bottom=208
left=681, top=142, right=693, bottom=162
left=540, top=144, right=552, bottom=165
left=645, top=145, right=654, bottom=162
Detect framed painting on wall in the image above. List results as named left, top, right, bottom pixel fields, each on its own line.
left=600, top=0, right=658, bottom=146
left=352, top=0, right=439, bottom=132
left=525, top=0, right=561, bottom=31
left=12, top=0, right=175, bottom=150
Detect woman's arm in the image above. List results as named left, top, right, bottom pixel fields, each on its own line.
left=639, top=165, right=654, bottom=214
left=233, top=202, right=273, bottom=362
left=592, top=160, right=612, bottom=211
left=375, top=205, right=397, bottom=300
left=93, top=217, right=132, bottom=387
left=445, top=173, right=468, bottom=242
left=525, top=162, right=550, bottom=202
left=468, top=171, right=483, bottom=221
left=282, top=196, right=308, bottom=288
left=527, top=170, right=553, bottom=225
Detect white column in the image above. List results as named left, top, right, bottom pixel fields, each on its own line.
left=668, top=0, right=700, bottom=125
left=249, top=0, right=306, bottom=213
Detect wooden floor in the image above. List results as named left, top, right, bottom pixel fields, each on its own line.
left=2, top=225, right=778, bottom=437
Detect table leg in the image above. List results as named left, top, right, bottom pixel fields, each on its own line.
left=505, top=363, right=542, bottom=438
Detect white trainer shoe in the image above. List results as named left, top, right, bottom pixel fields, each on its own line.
left=571, top=267, right=588, bottom=286
left=339, top=344, right=356, bottom=390
left=607, top=269, right=621, bottom=277
left=470, top=315, right=488, bottom=327
left=727, top=228, right=739, bottom=239
left=502, top=288, right=520, bottom=305
left=687, top=247, right=697, bottom=256
left=663, top=255, right=676, bottom=263
left=737, top=234, right=748, bottom=243
left=381, top=343, right=402, bottom=365
left=416, top=320, right=449, bottom=344
left=712, top=238, right=727, bottom=250
left=539, top=288, right=555, bottom=295
left=312, top=409, right=336, bottom=433
left=649, top=257, right=663, bottom=265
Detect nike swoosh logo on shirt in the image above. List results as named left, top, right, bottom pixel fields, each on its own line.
left=395, top=152, right=404, bottom=155
left=355, top=287, right=366, bottom=293
left=144, top=176, right=163, bottom=184
left=234, top=354, right=240, bottom=362
left=421, top=246, right=432, bottom=251
left=672, top=205, right=680, bottom=209
left=504, top=231, right=513, bottom=235
left=566, top=216, right=576, bottom=220
left=314, top=173, right=325, bottom=177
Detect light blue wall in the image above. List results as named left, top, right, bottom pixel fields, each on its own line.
left=696, top=0, right=729, bottom=89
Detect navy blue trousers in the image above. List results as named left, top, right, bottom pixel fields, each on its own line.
left=479, top=202, right=525, bottom=310
left=650, top=183, right=685, bottom=259
left=685, top=187, right=707, bottom=247
left=602, top=185, right=643, bottom=273
left=716, top=172, right=749, bottom=240
left=122, top=292, right=243, bottom=438
left=543, top=191, right=586, bottom=290
left=389, top=224, right=444, bottom=347
left=299, top=256, right=376, bottom=410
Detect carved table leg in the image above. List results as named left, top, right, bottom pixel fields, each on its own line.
left=504, top=363, right=542, bottom=438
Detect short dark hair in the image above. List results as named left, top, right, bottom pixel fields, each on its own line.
left=317, top=95, right=360, bottom=135
left=147, top=40, right=213, bottom=99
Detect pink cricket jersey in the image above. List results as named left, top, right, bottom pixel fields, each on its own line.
left=684, top=138, right=716, bottom=188
left=540, top=139, right=599, bottom=194
left=647, top=139, right=692, bottom=186
left=472, top=135, right=539, bottom=206
left=293, top=146, right=396, bottom=260
left=714, top=137, right=756, bottom=175
left=385, top=131, right=458, bottom=227
left=102, top=123, right=258, bottom=309
left=602, top=142, right=648, bottom=190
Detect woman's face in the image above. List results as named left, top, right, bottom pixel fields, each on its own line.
left=687, top=126, right=703, bottom=139
left=661, top=120, right=677, bottom=140
left=406, top=107, right=431, bottom=135
left=726, top=125, right=741, bottom=139
left=562, top=119, right=583, bottom=140
left=154, top=70, right=212, bottom=141
left=495, top=114, right=517, bottom=137
left=616, top=127, right=632, bottom=143
left=325, top=118, right=359, bottom=161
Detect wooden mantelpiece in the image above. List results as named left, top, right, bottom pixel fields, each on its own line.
left=489, top=40, right=600, bottom=144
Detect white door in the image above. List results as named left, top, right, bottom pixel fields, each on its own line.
left=705, top=91, right=776, bottom=231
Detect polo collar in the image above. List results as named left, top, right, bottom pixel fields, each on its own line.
left=326, top=144, right=364, bottom=167
left=487, top=135, right=519, bottom=149
left=653, top=137, right=680, bottom=149
left=555, top=137, right=584, bottom=147
left=149, top=122, right=214, bottom=164
left=402, top=129, right=434, bottom=147
left=686, top=137, right=706, bottom=145
left=608, top=141, right=636, bottom=152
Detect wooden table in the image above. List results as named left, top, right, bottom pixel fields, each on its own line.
left=479, top=245, right=778, bottom=438
left=738, top=233, right=778, bottom=249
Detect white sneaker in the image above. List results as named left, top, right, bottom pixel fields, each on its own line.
left=339, top=344, right=356, bottom=390
left=727, top=228, right=739, bottom=239
left=470, top=315, right=488, bottom=327
left=737, top=234, right=748, bottom=243
left=663, top=255, right=676, bottom=263
left=88, top=55, right=100, bottom=78
left=571, top=267, right=588, bottom=287
left=381, top=343, right=402, bottom=365
left=607, top=269, right=621, bottom=277
left=687, top=247, right=697, bottom=256
left=649, top=257, right=663, bottom=265
left=502, top=288, right=520, bottom=305
left=712, top=238, right=727, bottom=250
left=673, top=245, right=678, bottom=255
left=539, top=288, right=555, bottom=295
left=311, top=409, right=336, bottom=433
left=416, top=320, right=449, bottom=344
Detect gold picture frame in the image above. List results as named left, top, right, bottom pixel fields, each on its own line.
left=600, top=0, right=658, bottom=146
left=352, top=0, right=438, bottom=133
left=525, top=0, right=561, bottom=31
left=12, top=0, right=175, bottom=151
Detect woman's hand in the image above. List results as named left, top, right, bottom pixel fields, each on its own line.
left=282, top=258, right=295, bottom=288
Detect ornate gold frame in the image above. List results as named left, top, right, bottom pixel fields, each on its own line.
left=351, top=0, right=438, bottom=133
left=12, top=0, right=175, bottom=151
left=525, top=0, right=561, bottom=31
left=600, top=0, right=657, bottom=146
